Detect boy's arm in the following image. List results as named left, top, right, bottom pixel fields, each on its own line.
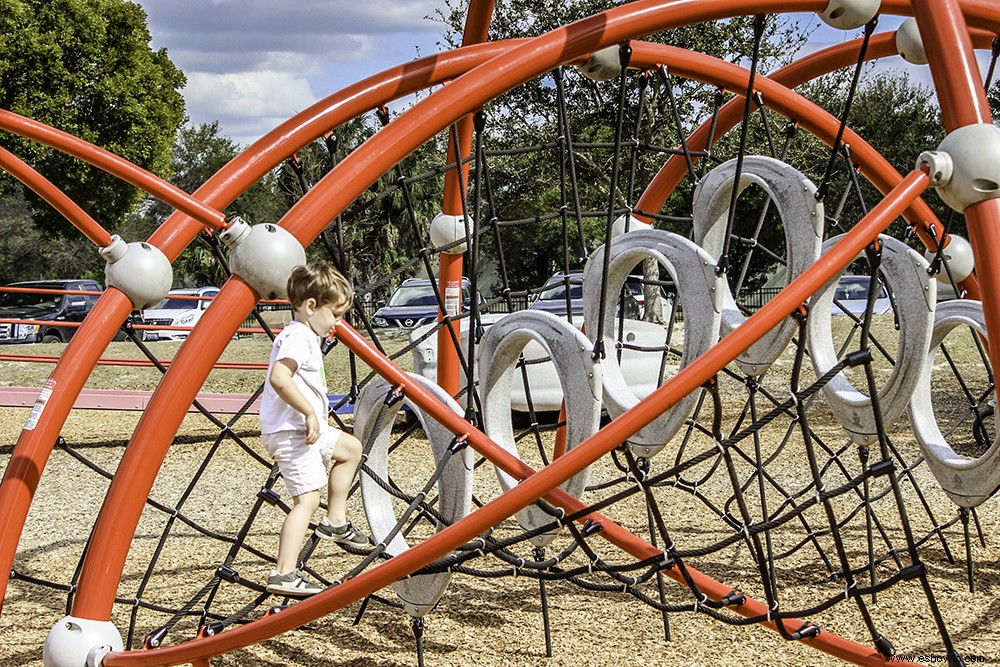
left=269, top=358, right=322, bottom=444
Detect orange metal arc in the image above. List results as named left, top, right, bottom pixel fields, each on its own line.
left=100, top=165, right=931, bottom=667
left=78, top=3, right=926, bottom=657
left=0, top=109, right=227, bottom=232
left=0, top=39, right=521, bottom=612
left=0, top=290, right=135, bottom=615
left=0, top=146, right=112, bottom=247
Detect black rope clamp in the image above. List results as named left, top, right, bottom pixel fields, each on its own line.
left=721, top=590, right=746, bottom=607
left=197, top=621, right=224, bottom=638
left=384, top=385, right=406, bottom=407
left=448, top=433, right=470, bottom=454
left=582, top=519, right=603, bottom=536
left=258, top=487, right=281, bottom=505
left=873, top=635, right=896, bottom=658
left=791, top=623, right=821, bottom=640
left=845, top=349, right=873, bottom=367
left=375, top=105, right=390, bottom=127
left=869, top=458, right=895, bottom=478
left=899, top=562, right=925, bottom=580
left=215, top=565, right=239, bottom=583
left=144, top=626, right=169, bottom=649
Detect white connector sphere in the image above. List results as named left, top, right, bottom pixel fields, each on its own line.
left=818, top=0, right=880, bottom=30
left=43, top=616, right=123, bottom=667
left=895, top=18, right=928, bottom=65
left=100, top=236, right=173, bottom=309
left=221, top=218, right=306, bottom=299
left=429, top=212, right=469, bottom=254
left=924, top=235, right=975, bottom=284
left=933, top=124, right=1000, bottom=212
left=578, top=45, right=622, bottom=81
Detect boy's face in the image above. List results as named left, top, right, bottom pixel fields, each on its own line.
left=302, top=298, right=344, bottom=337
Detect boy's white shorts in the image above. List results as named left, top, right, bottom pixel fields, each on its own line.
left=262, top=427, right=341, bottom=498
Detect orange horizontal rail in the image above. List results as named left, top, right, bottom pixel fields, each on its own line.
left=0, top=353, right=266, bottom=370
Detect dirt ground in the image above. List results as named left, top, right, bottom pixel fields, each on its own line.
left=2, top=327, right=1000, bottom=667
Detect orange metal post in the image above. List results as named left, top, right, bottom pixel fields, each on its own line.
left=436, top=0, right=495, bottom=396
left=911, top=0, right=1000, bottom=390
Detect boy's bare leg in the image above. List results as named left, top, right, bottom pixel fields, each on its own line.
left=326, top=432, right=363, bottom=526
left=276, top=489, right=320, bottom=573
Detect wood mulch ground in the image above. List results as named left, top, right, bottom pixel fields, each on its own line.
left=1, top=328, right=999, bottom=667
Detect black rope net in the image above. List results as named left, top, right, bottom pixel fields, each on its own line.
left=5, top=23, right=999, bottom=667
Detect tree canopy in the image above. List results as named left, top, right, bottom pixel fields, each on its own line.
left=0, top=0, right=186, bottom=236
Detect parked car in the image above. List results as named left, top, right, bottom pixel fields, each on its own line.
left=143, top=287, right=220, bottom=341
left=371, top=278, right=483, bottom=328
left=0, top=279, right=105, bottom=344
left=529, top=272, right=641, bottom=320
left=831, top=275, right=892, bottom=316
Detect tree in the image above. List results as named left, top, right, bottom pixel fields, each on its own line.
left=0, top=0, right=186, bottom=237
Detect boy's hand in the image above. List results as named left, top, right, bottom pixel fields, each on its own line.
left=305, top=412, right=321, bottom=444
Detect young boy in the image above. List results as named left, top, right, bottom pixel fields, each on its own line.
left=260, top=261, right=369, bottom=597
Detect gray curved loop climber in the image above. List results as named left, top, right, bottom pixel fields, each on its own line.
left=355, top=373, right=473, bottom=617
left=478, top=310, right=602, bottom=546
left=692, top=155, right=824, bottom=376
left=806, top=234, right=935, bottom=445
left=909, top=300, right=1000, bottom=508
left=583, top=229, right=722, bottom=458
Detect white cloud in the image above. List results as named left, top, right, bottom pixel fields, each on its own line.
left=135, top=0, right=449, bottom=145
left=183, top=71, right=318, bottom=145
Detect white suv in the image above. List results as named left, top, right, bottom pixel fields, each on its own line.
left=143, top=287, right=219, bottom=341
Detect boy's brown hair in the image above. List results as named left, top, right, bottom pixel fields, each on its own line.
left=286, top=262, right=353, bottom=315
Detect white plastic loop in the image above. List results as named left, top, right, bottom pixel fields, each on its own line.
left=692, top=156, right=823, bottom=376
left=355, top=373, right=472, bottom=617
left=479, top=310, right=602, bottom=546
left=908, top=300, right=1000, bottom=508
left=584, top=229, right=722, bottom=457
left=806, top=235, right=935, bottom=445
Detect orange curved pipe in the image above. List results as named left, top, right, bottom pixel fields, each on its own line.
left=0, top=109, right=227, bottom=232
left=0, top=146, right=112, bottom=247
left=78, top=3, right=953, bottom=666
left=0, top=40, right=522, bottom=612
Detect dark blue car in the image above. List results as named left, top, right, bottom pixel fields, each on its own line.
left=372, top=278, right=482, bottom=328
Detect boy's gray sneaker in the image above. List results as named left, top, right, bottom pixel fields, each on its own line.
left=266, top=569, right=323, bottom=597
left=315, top=518, right=370, bottom=546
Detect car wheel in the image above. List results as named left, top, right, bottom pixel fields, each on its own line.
left=41, top=331, right=63, bottom=344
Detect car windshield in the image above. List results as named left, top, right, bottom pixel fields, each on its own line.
left=537, top=277, right=583, bottom=301
left=0, top=289, right=62, bottom=310
left=835, top=277, right=888, bottom=301
left=153, top=294, right=211, bottom=309
left=388, top=284, right=439, bottom=307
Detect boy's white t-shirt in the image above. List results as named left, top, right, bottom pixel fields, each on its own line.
left=260, top=320, right=329, bottom=435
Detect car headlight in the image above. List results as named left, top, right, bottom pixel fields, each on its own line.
left=177, top=312, right=196, bottom=325
left=372, top=317, right=388, bottom=327
left=16, top=324, right=38, bottom=339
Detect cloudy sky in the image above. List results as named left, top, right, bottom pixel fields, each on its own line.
left=131, top=3, right=978, bottom=148
left=135, top=0, right=452, bottom=146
